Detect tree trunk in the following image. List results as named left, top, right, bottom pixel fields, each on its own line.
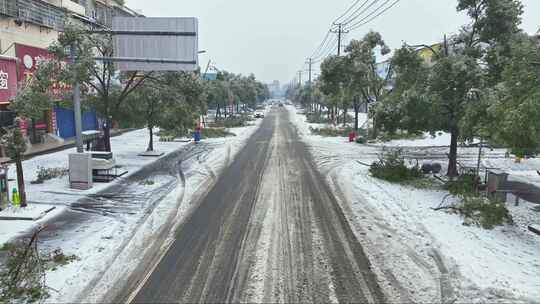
left=354, top=98, right=360, bottom=131
left=447, top=128, right=459, bottom=177
left=147, top=126, right=154, bottom=152
left=343, top=103, right=347, bottom=127
left=103, top=120, right=112, bottom=152
left=371, top=113, right=378, bottom=139
left=16, top=160, right=26, bottom=207
left=31, top=119, right=37, bottom=144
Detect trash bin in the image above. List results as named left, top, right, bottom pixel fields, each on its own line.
left=487, top=170, right=509, bottom=202
left=0, top=166, right=8, bottom=209
left=348, top=131, right=356, bottom=142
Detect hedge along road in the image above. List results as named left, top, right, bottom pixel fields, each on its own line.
left=127, top=107, right=385, bottom=303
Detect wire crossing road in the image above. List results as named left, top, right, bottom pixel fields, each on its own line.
left=129, top=107, right=384, bottom=303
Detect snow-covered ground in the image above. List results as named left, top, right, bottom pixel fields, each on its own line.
left=1, top=128, right=191, bottom=245
left=287, top=105, right=540, bottom=303
left=0, top=121, right=262, bottom=303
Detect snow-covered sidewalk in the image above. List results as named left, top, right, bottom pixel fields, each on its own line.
left=0, top=121, right=262, bottom=303
left=287, top=105, right=540, bottom=303
left=1, top=128, right=190, bottom=245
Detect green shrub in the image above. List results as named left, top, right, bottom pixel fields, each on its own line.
left=139, top=179, right=155, bottom=186
left=31, top=167, right=68, bottom=184
left=378, top=130, right=424, bottom=142
left=157, top=128, right=189, bottom=139
left=49, top=249, right=79, bottom=267
left=445, top=174, right=479, bottom=197
left=309, top=126, right=355, bottom=137
left=355, top=136, right=366, bottom=144
left=200, top=128, right=235, bottom=138
left=441, top=173, right=512, bottom=229
left=0, top=242, right=15, bottom=251
left=369, top=149, right=423, bottom=182
left=213, top=115, right=252, bottom=128
left=456, top=196, right=513, bottom=229
left=511, top=147, right=539, bottom=158
left=306, top=113, right=331, bottom=124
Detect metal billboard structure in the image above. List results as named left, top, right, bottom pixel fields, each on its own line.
left=69, top=17, right=200, bottom=189
left=112, top=17, right=199, bottom=71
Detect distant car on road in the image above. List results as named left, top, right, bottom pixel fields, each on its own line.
left=254, top=111, right=265, bottom=118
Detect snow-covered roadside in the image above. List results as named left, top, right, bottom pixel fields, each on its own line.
left=1, top=128, right=190, bottom=245
left=287, top=105, right=540, bottom=303
left=0, top=121, right=262, bottom=303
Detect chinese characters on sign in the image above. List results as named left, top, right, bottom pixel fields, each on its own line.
left=0, top=57, right=18, bottom=105
left=0, top=70, right=8, bottom=90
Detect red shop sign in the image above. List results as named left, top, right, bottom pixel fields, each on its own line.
left=0, top=56, right=18, bottom=104
left=15, top=43, right=51, bottom=83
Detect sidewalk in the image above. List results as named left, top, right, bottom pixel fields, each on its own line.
left=0, top=129, right=134, bottom=164
left=0, top=128, right=184, bottom=245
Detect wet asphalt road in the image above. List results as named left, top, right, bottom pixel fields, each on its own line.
left=129, top=108, right=384, bottom=303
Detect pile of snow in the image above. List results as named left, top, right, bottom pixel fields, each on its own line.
left=288, top=106, right=540, bottom=303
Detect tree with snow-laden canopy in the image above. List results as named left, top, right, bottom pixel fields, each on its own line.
left=374, top=0, right=527, bottom=177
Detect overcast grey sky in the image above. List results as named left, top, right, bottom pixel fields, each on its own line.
left=126, top=0, right=539, bottom=84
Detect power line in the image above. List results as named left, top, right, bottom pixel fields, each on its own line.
left=332, top=0, right=366, bottom=24
left=305, top=0, right=389, bottom=73
left=311, top=30, right=334, bottom=59
left=308, top=0, right=368, bottom=64
left=313, top=35, right=339, bottom=62
left=345, top=0, right=401, bottom=31
left=344, top=0, right=392, bottom=29
left=340, top=0, right=379, bottom=25
left=313, top=34, right=338, bottom=60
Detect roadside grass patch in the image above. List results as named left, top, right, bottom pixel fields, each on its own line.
left=31, top=167, right=69, bottom=184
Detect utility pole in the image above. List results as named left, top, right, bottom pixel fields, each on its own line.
left=71, top=44, right=83, bottom=153
left=307, top=58, right=313, bottom=112
left=331, top=23, right=349, bottom=56
left=307, top=58, right=312, bottom=85
left=298, top=70, right=302, bottom=87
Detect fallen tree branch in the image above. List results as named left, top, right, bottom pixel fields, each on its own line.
left=431, top=205, right=462, bottom=211
left=356, top=160, right=372, bottom=167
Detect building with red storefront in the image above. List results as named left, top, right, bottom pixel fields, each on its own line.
left=0, top=0, right=141, bottom=151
